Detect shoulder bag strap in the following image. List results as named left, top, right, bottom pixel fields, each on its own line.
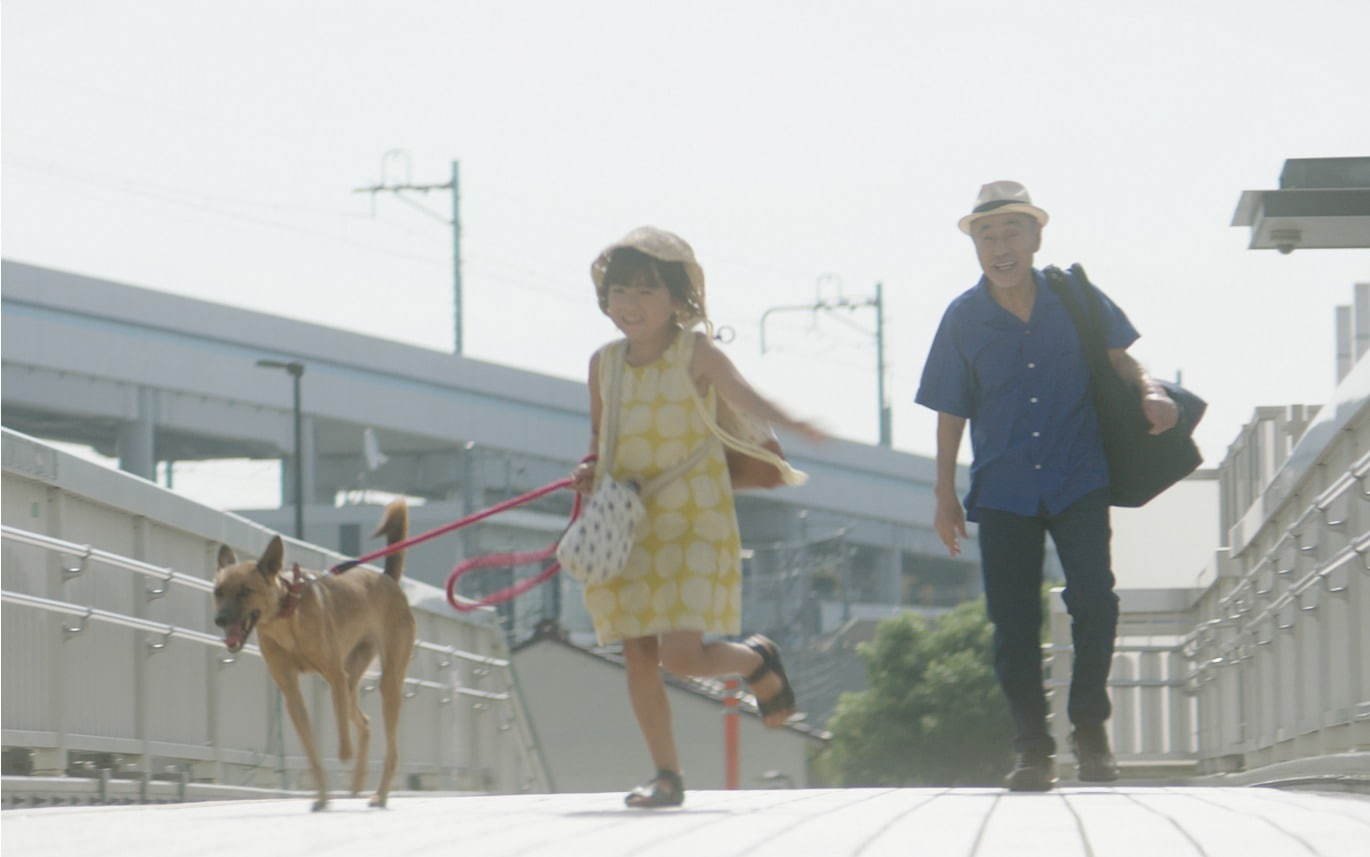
left=1043, top=265, right=1110, bottom=378
left=683, top=377, right=807, bottom=487
left=596, top=342, right=626, bottom=482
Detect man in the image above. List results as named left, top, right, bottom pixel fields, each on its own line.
left=915, top=181, right=1178, bottom=791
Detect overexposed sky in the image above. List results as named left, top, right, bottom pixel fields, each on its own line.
left=4, top=0, right=1368, bottom=489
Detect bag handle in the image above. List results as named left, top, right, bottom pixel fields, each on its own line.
left=686, top=382, right=807, bottom=487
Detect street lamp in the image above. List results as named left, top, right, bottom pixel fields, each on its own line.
left=256, top=360, right=306, bottom=540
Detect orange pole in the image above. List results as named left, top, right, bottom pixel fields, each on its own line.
left=724, top=678, right=740, bottom=789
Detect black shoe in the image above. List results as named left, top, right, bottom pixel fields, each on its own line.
left=1071, top=727, right=1119, bottom=782
left=1005, top=752, right=1057, bottom=792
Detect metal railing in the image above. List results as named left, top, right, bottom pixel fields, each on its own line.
left=1, top=451, right=550, bottom=805
left=1047, top=429, right=1370, bottom=777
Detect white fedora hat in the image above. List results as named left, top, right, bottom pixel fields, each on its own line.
left=957, top=180, right=1050, bottom=234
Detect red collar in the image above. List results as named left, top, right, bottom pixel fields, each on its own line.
left=278, top=563, right=313, bottom=619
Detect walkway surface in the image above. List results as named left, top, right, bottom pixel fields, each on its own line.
left=4, top=787, right=1369, bottom=857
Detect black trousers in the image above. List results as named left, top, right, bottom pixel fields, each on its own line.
left=977, top=489, right=1118, bottom=756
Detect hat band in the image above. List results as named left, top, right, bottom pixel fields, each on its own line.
left=971, top=198, right=1027, bottom=214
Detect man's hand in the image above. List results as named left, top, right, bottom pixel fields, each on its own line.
left=1143, top=390, right=1179, bottom=436
left=935, top=491, right=968, bottom=557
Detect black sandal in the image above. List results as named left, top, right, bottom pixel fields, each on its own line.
left=624, top=769, right=684, bottom=808
left=744, top=633, right=797, bottom=728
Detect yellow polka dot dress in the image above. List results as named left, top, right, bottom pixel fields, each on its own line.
left=583, top=332, right=742, bottom=645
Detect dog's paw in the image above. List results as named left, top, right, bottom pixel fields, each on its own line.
left=311, top=798, right=329, bottom=812
left=368, top=795, right=388, bottom=809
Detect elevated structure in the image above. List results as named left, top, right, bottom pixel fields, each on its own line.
left=2, top=259, right=978, bottom=723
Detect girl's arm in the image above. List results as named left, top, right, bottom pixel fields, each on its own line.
left=572, top=350, right=602, bottom=494
left=689, top=333, right=826, bottom=443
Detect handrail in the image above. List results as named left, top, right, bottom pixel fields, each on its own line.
left=1, top=524, right=509, bottom=676
left=0, top=589, right=500, bottom=699
left=0, top=523, right=515, bottom=700
left=2, top=524, right=212, bottom=593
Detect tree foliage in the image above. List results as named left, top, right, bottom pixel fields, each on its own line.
left=816, top=598, right=1014, bottom=786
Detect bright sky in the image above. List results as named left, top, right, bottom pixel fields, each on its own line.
left=4, top=0, right=1368, bottom=505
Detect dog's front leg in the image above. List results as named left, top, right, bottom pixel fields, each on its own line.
left=267, top=661, right=330, bottom=812
left=325, top=669, right=355, bottom=763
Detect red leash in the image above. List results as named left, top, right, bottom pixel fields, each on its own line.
left=325, top=476, right=584, bottom=614
left=328, top=478, right=575, bottom=574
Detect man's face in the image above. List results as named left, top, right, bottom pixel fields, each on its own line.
left=972, top=212, right=1041, bottom=290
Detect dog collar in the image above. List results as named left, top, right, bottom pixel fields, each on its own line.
left=277, top=563, right=313, bottom=619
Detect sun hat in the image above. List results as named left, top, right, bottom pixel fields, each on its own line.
left=590, top=226, right=709, bottom=331
left=957, top=180, right=1050, bottom=234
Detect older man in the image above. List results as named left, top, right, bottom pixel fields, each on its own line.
left=916, top=181, right=1177, bottom=791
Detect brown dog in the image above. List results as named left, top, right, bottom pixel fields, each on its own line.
left=213, top=500, right=416, bottom=811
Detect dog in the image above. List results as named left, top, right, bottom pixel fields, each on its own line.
left=213, top=499, right=416, bottom=811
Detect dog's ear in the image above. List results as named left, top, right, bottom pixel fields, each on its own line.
left=256, top=536, right=284, bottom=579
left=217, top=545, right=237, bottom=569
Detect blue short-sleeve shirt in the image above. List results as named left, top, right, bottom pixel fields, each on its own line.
left=915, top=268, right=1139, bottom=521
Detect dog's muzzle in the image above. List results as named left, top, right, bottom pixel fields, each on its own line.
left=215, top=609, right=259, bottom=653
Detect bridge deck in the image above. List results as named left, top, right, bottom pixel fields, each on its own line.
left=4, top=787, right=1369, bottom=857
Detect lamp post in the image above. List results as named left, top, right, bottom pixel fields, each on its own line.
left=255, top=358, right=304, bottom=792
left=256, top=360, right=306, bottom=540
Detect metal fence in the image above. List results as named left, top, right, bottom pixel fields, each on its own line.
left=1, top=429, right=550, bottom=806
left=1049, top=395, right=1370, bottom=778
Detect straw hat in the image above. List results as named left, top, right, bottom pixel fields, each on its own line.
left=590, top=226, right=709, bottom=330
left=958, top=180, right=1050, bottom=234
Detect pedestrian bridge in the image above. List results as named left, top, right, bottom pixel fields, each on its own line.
left=5, top=787, right=1369, bottom=857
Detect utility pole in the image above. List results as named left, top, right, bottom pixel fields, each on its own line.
left=759, top=281, right=891, bottom=447
left=353, top=153, right=464, bottom=354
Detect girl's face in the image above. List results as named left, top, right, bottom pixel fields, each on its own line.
left=605, top=276, right=681, bottom=340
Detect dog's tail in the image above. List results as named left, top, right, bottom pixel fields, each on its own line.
left=371, top=499, right=409, bottom=581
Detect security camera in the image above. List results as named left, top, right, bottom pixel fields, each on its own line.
left=1271, top=228, right=1301, bottom=256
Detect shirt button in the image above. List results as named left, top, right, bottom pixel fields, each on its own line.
left=1032, top=431, right=1041, bottom=438
left=1034, top=464, right=1042, bottom=470
left=1029, top=397, right=1039, bottom=403
left=1027, top=362, right=1036, bottom=369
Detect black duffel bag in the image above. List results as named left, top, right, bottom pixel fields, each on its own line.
left=1044, top=264, right=1207, bottom=507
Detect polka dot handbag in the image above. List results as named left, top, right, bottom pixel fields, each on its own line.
left=557, top=340, right=707, bottom=586
left=557, top=475, right=646, bottom=585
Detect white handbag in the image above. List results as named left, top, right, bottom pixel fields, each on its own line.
left=558, top=342, right=707, bottom=586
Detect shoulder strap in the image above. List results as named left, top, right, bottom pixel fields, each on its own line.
left=680, top=334, right=807, bottom=487
left=1043, top=265, right=1110, bottom=375
left=596, top=341, right=627, bottom=475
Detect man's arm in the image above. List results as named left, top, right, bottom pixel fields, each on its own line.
left=934, top=412, right=968, bottom=556
left=1108, top=348, right=1178, bottom=435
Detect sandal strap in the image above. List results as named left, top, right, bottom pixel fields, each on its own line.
left=625, top=769, right=684, bottom=807
left=652, top=768, right=683, bottom=792
left=744, top=635, right=777, bottom=683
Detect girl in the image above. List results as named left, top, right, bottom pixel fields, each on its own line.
left=571, top=225, right=826, bottom=808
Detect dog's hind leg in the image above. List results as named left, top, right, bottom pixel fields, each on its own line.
left=343, top=643, right=375, bottom=796
left=369, top=648, right=409, bottom=808
left=267, top=661, right=330, bottom=811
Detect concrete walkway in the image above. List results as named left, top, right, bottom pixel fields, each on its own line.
left=4, top=787, right=1369, bottom=857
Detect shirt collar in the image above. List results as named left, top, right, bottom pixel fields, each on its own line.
left=970, top=268, right=1053, bottom=328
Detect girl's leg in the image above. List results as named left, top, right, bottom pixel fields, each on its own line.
left=658, top=631, right=785, bottom=707
left=658, top=630, right=759, bottom=676
left=622, top=635, right=679, bottom=774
